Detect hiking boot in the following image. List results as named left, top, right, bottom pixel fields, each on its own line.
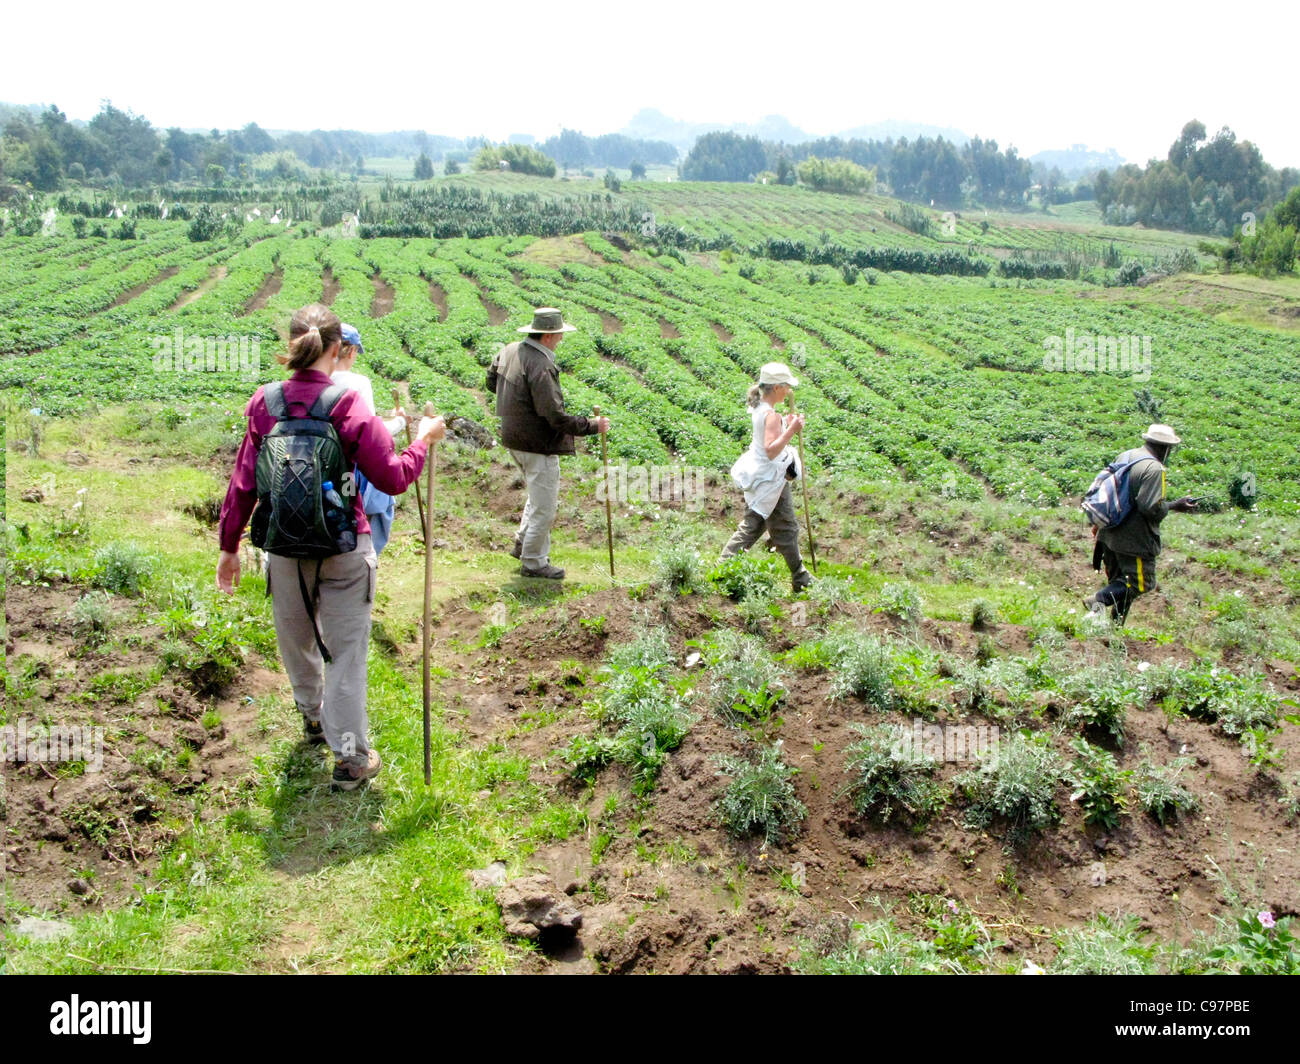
left=1082, top=595, right=1106, bottom=615
left=303, top=716, right=326, bottom=745
left=509, top=537, right=523, bottom=559
left=331, top=748, right=381, bottom=792
left=792, top=567, right=814, bottom=592
left=521, top=563, right=565, bottom=580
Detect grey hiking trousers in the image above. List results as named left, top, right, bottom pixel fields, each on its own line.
left=509, top=448, right=561, bottom=568
left=267, top=534, right=377, bottom=767
left=720, top=483, right=809, bottom=585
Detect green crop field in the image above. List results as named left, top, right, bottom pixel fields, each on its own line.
left=5, top=174, right=1299, bottom=976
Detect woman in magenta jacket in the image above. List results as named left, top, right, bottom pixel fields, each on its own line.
left=216, top=303, right=444, bottom=791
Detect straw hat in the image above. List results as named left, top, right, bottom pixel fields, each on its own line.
left=759, top=362, right=799, bottom=387
left=1142, top=423, right=1181, bottom=446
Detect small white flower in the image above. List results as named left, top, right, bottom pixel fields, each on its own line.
left=1137, top=661, right=1151, bottom=672
left=1020, top=960, right=1045, bottom=975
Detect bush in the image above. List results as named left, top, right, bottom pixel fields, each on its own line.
left=801, top=917, right=947, bottom=974
left=708, top=552, right=781, bottom=603
left=703, top=630, right=785, bottom=725
left=1049, top=913, right=1157, bottom=974
left=1148, top=660, right=1278, bottom=736
left=1061, top=665, right=1137, bottom=745
left=605, top=628, right=674, bottom=676
left=612, top=696, right=695, bottom=793
left=92, top=542, right=156, bottom=596
left=1116, top=260, right=1146, bottom=286
left=843, top=723, right=948, bottom=824
left=68, top=590, right=115, bottom=645
left=874, top=582, right=922, bottom=624
left=957, top=731, right=1065, bottom=842
left=1067, top=738, right=1130, bottom=830
left=187, top=204, right=223, bottom=242
left=715, top=743, right=806, bottom=845
left=1136, top=756, right=1201, bottom=826
left=651, top=541, right=705, bottom=594
left=970, top=598, right=996, bottom=630
left=821, top=625, right=898, bottom=707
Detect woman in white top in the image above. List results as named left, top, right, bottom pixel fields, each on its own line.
left=720, top=362, right=813, bottom=591
left=332, top=323, right=410, bottom=554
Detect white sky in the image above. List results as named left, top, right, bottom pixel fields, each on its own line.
left=4, top=0, right=1295, bottom=165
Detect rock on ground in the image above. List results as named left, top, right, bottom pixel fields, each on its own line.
left=496, top=874, right=583, bottom=942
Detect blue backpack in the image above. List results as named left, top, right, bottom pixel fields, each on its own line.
left=1081, top=456, right=1150, bottom=529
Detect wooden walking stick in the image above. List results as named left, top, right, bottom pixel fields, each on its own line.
left=594, top=406, right=615, bottom=578
left=788, top=392, right=817, bottom=574
left=393, top=385, right=426, bottom=542
left=421, top=401, right=438, bottom=786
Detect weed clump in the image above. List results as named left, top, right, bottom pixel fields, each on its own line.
left=957, top=731, right=1065, bottom=843
left=715, top=743, right=806, bottom=845
left=842, top=723, right=948, bottom=824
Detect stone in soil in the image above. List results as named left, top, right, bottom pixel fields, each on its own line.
left=496, top=874, right=583, bottom=942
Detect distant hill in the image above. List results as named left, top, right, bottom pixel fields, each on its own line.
left=836, top=120, right=969, bottom=145
left=1029, top=144, right=1126, bottom=179
left=621, top=109, right=973, bottom=151
left=621, top=109, right=810, bottom=151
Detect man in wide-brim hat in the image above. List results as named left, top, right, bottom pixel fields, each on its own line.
left=486, top=308, right=610, bottom=579
left=1085, top=423, right=1199, bottom=623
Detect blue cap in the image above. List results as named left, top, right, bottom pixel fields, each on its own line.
left=340, top=323, right=363, bottom=352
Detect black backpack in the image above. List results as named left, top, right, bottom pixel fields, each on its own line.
left=249, top=381, right=357, bottom=663
left=250, top=381, right=357, bottom=558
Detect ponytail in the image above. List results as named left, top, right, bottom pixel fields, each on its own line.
left=747, top=382, right=776, bottom=408
left=281, top=303, right=342, bottom=372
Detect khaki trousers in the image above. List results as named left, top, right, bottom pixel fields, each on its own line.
left=267, top=534, right=377, bottom=766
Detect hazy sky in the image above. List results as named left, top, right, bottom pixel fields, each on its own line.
left=5, top=0, right=1295, bottom=165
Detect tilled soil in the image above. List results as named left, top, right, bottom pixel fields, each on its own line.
left=2, top=582, right=281, bottom=915
left=427, top=587, right=1300, bottom=974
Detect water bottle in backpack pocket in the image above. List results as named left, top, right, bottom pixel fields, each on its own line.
left=321, top=480, right=357, bottom=554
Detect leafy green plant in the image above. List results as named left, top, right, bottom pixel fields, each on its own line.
left=92, top=541, right=156, bottom=597
left=651, top=540, right=705, bottom=594
left=1148, top=660, right=1278, bottom=737
left=1135, top=757, right=1201, bottom=826
left=821, top=625, right=899, bottom=708
left=800, top=917, right=946, bottom=974
left=957, top=731, right=1065, bottom=843
left=707, top=553, right=782, bottom=603
left=715, top=743, right=806, bottom=845
left=67, top=590, right=115, bottom=646
left=563, top=733, right=619, bottom=785
left=1207, top=911, right=1298, bottom=974
left=1048, top=913, right=1157, bottom=974
left=842, top=723, right=948, bottom=824
left=605, top=628, right=674, bottom=675
left=970, top=598, right=996, bottom=630
left=874, top=581, right=922, bottom=624
left=702, top=629, right=786, bottom=725
left=613, top=696, right=695, bottom=794
left=1067, top=738, right=1131, bottom=830
left=1061, top=664, right=1136, bottom=745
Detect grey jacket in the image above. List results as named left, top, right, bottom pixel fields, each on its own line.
left=1098, top=445, right=1170, bottom=558
left=486, top=338, right=596, bottom=456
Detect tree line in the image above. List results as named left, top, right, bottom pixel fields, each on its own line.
left=679, top=131, right=1034, bottom=206
left=1095, top=121, right=1298, bottom=236
left=0, top=103, right=523, bottom=191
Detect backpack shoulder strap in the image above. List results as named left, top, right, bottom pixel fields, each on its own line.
left=263, top=381, right=288, bottom=420
left=309, top=383, right=350, bottom=420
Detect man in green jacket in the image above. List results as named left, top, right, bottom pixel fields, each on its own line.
left=1084, top=423, right=1199, bottom=623
left=487, top=308, right=610, bottom=579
